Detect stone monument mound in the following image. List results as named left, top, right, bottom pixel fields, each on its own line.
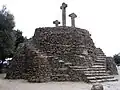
left=5, top=2, right=118, bottom=83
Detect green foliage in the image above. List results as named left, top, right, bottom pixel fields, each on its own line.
left=0, top=5, right=15, bottom=60
left=0, top=5, right=15, bottom=31
left=113, top=54, right=120, bottom=65
left=0, top=5, right=25, bottom=61
left=14, top=29, right=25, bottom=50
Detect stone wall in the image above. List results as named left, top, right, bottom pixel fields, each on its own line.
left=33, top=27, right=97, bottom=67
left=6, top=42, right=52, bottom=82
left=106, top=57, right=118, bottom=75
left=5, top=43, right=26, bottom=79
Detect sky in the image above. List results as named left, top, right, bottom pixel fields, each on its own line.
left=0, top=0, right=120, bottom=56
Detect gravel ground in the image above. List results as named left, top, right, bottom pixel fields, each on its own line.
left=0, top=67, right=120, bottom=90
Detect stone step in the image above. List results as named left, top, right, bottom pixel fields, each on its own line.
left=72, top=67, right=106, bottom=71
left=97, top=57, right=106, bottom=59
left=97, top=55, right=106, bottom=58
left=96, top=53, right=105, bottom=56
left=95, top=60, right=106, bottom=62
left=85, top=73, right=109, bottom=76
left=72, top=69, right=86, bottom=71
left=93, top=63, right=105, bottom=66
left=51, top=74, right=69, bottom=77
left=71, top=66, right=106, bottom=71
left=64, top=62, right=72, bottom=66
left=58, top=60, right=64, bottom=63
left=97, top=57, right=106, bottom=60
left=91, top=65, right=106, bottom=68
left=84, top=71, right=106, bottom=74
left=95, top=60, right=105, bottom=62
left=57, top=67, right=68, bottom=71
left=87, top=76, right=114, bottom=80
left=89, top=78, right=118, bottom=83
left=85, top=68, right=106, bottom=71
left=97, top=55, right=105, bottom=57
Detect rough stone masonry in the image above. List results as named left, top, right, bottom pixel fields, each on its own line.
left=5, top=2, right=118, bottom=83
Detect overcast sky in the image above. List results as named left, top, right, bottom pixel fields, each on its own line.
left=0, top=0, right=120, bottom=56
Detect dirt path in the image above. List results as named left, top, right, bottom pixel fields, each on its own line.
left=0, top=68, right=120, bottom=90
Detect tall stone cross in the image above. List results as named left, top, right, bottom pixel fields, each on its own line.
left=60, top=2, right=67, bottom=26
left=53, top=20, right=60, bottom=27
left=69, top=13, right=77, bottom=27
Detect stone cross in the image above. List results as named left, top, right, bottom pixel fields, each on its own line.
left=60, top=2, right=67, bottom=26
left=53, top=20, right=60, bottom=27
left=69, top=13, right=77, bottom=27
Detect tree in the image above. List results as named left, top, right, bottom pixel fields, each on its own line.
left=113, top=54, right=120, bottom=65
left=0, top=5, right=15, bottom=61
left=0, top=5, right=26, bottom=73
left=14, top=29, right=25, bottom=50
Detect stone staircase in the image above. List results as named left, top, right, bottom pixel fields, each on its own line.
left=51, top=60, right=71, bottom=81
left=51, top=49, right=118, bottom=83
left=82, top=49, right=118, bottom=83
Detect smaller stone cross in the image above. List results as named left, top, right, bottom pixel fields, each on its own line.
left=53, top=20, right=60, bottom=27
left=69, top=13, right=77, bottom=27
